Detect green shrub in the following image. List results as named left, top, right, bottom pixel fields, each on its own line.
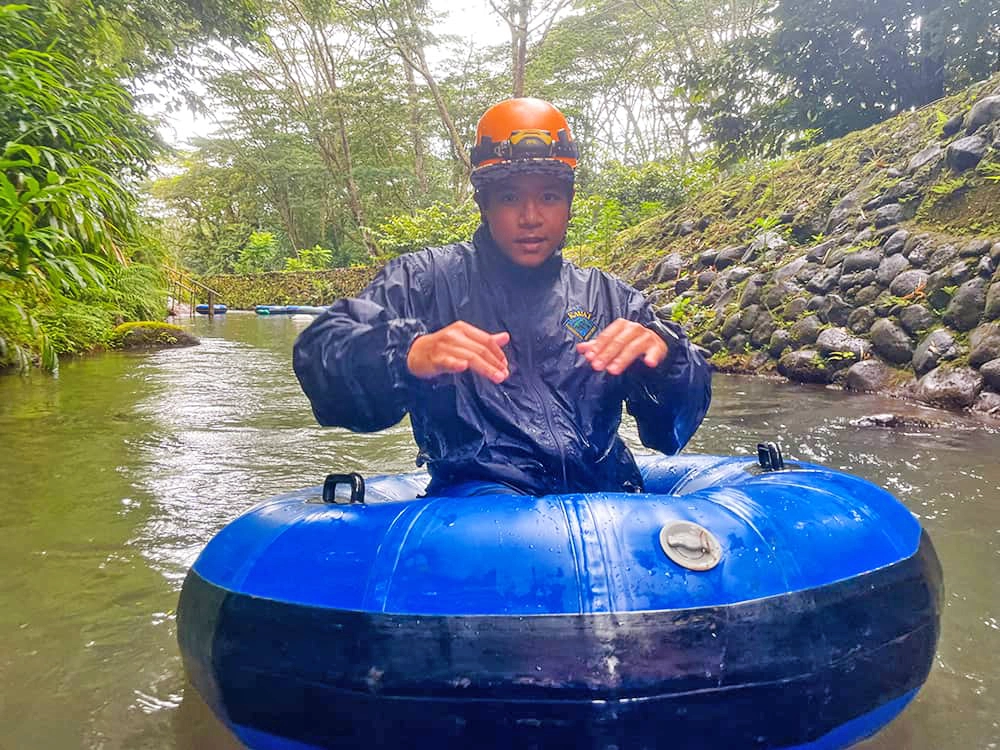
left=36, top=297, right=118, bottom=355
left=235, top=231, right=282, bottom=274
left=565, top=195, right=627, bottom=266
left=373, top=202, right=481, bottom=258
left=589, top=158, right=718, bottom=215
left=284, top=245, right=333, bottom=272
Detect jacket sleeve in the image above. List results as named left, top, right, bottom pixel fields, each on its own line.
left=621, top=290, right=712, bottom=455
left=292, top=256, right=430, bottom=432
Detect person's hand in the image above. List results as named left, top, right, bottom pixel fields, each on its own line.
left=407, top=321, right=510, bottom=383
left=576, top=318, right=667, bottom=376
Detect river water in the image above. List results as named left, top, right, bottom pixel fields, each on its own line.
left=0, top=312, right=997, bottom=749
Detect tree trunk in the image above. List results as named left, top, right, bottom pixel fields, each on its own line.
left=404, top=17, right=471, bottom=173
left=512, top=0, right=529, bottom=97
left=313, top=28, right=379, bottom=257
left=916, top=1, right=945, bottom=106
left=404, top=59, right=429, bottom=195
left=362, top=0, right=472, bottom=179
left=274, top=188, right=304, bottom=252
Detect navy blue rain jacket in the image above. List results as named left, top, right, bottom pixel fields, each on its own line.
left=293, top=225, right=711, bottom=495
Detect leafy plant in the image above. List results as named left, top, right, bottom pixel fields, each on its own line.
left=750, top=215, right=781, bottom=231
left=588, top=158, right=718, bottom=215
left=670, top=297, right=694, bottom=324
left=977, top=160, right=1000, bottom=183
left=826, top=350, right=858, bottom=363
left=0, top=3, right=159, bottom=369
left=373, top=202, right=481, bottom=259
left=929, top=177, right=969, bottom=197
left=565, top=195, right=626, bottom=265
left=933, top=109, right=952, bottom=136
left=234, top=232, right=282, bottom=275
left=284, top=245, right=333, bottom=272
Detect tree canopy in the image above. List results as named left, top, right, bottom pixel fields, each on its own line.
left=151, top=0, right=998, bottom=272
left=689, top=0, right=1000, bottom=159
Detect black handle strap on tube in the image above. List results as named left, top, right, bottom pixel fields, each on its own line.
left=322, top=473, right=366, bottom=504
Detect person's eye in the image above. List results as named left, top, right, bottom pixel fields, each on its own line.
left=500, top=192, right=518, bottom=204
left=543, top=192, right=563, bottom=203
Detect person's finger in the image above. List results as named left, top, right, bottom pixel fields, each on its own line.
left=643, top=338, right=668, bottom=367
left=606, top=333, right=660, bottom=375
left=588, top=320, right=632, bottom=371
left=409, top=323, right=509, bottom=382
left=453, top=323, right=509, bottom=372
left=576, top=321, right=618, bottom=363
left=409, top=330, right=476, bottom=378
left=465, top=337, right=507, bottom=375
left=478, top=330, right=509, bottom=371
left=436, top=354, right=470, bottom=373
left=442, top=332, right=508, bottom=382
left=576, top=321, right=668, bottom=375
left=464, top=354, right=509, bottom=383
left=442, top=341, right=507, bottom=382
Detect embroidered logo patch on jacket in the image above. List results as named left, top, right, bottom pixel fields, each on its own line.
left=564, top=307, right=598, bottom=341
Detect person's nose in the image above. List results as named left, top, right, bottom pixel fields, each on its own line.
left=518, top=198, right=542, bottom=228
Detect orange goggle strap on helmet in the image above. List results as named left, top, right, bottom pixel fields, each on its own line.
left=471, top=127, right=579, bottom=168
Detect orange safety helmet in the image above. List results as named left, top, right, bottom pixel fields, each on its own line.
left=470, top=98, right=579, bottom=189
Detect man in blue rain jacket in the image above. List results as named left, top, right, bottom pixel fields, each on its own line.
left=293, top=98, right=711, bottom=496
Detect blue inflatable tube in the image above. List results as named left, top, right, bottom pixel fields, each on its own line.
left=177, top=453, right=942, bottom=750
left=194, top=303, right=227, bottom=314
left=255, top=305, right=326, bottom=316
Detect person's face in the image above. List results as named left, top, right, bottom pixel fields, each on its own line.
left=480, top=173, right=572, bottom=268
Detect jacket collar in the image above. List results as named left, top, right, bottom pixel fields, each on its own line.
left=472, top=224, right=564, bottom=286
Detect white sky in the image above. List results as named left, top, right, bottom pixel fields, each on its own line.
left=145, top=1, right=509, bottom=148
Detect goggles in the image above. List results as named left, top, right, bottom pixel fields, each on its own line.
left=471, top=128, right=579, bottom=167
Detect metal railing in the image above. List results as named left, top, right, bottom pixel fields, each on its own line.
left=165, top=267, right=223, bottom=318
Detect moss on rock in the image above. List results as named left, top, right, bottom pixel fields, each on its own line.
left=110, top=322, right=199, bottom=350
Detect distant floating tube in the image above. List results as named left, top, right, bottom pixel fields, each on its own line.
left=255, top=305, right=326, bottom=316
left=194, top=304, right=227, bottom=314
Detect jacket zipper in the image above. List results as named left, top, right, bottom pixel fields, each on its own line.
left=523, top=326, right=568, bottom=491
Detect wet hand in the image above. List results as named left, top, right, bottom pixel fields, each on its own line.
left=576, top=318, right=667, bottom=376
left=407, top=321, right=510, bottom=384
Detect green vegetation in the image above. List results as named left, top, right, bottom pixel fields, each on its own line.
left=688, top=0, right=999, bottom=161
left=978, top=160, right=1000, bottom=183
left=373, top=203, right=481, bottom=260
left=147, top=0, right=999, bottom=276
left=1, top=3, right=160, bottom=370
left=0, top=0, right=255, bottom=371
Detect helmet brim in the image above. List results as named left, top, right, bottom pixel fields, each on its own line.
left=470, top=159, right=575, bottom=190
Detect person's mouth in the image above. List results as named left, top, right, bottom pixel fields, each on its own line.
left=516, top=237, right=546, bottom=250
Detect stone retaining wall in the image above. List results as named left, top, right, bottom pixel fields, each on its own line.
left=624, top=79, right=1000, bottom=418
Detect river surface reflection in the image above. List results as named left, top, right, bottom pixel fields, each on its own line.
left=0, top=311, right=997, bottom=749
